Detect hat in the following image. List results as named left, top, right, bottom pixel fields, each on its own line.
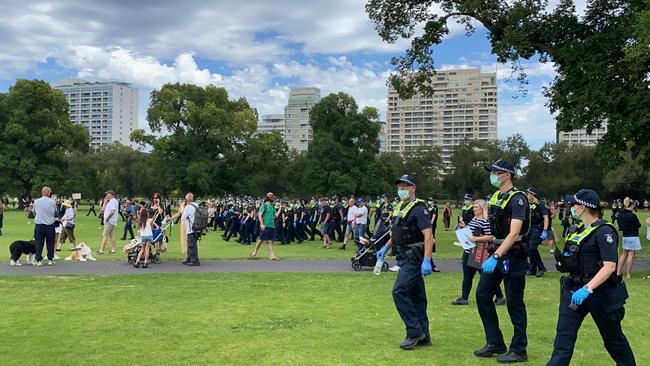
left=356, top=197, right=365, bottom=203
left=564, top=189, right=601, bottom=209
left=62, top=200, right=73, bottom=208
left=526, top=186, right=539, bottom=197
left=484, top=159, right=516, bottom=176
left=395, top=174, right=416, bottom=186
left=463, top=194, right=473, bottom=200
left=105, top=190, right=116, bottom=196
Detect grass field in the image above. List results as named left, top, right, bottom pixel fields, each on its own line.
left=2, top=207, right=649, bottom=262
left=0, top=272, right=648, bottom=366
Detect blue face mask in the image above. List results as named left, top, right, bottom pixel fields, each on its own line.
left=397, top=189, right=410, bottom=201
left=490, top=173, right=501, bottom=188
left=570, top=206, right=581, bottom=219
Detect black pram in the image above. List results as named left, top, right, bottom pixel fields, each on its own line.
left=351, top=216, right=391, bottom=271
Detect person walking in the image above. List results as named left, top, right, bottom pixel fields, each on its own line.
left=452, top=199, right=506, bottom=306
left=526, top=186, right=549, bottom=277
left=474, top=159, right=530, bottom=363
left=0, top=198, right=4, bottom=236
left=458, top=194, right=474, bottom=228
left=134, top=206, right=154, bottom=268
left=120, top=200, right=136, bottom=241
left=86, top=200, right=97, bottom=216
left=442, top=202, right=452, bottom=231
left=340, top=197, right=357, bottom=250
left=98, top=190, right=119, bottom=255
left=353, top=197, right=368, bottom=251
left=251, top=192, right=279, bottom=260
left=548, top=189, right=635, bottom=365
left=376, top=174, right=435, bottom=350
left=56, top=200, right=77, bottom=250
left=616, top=197, right=642, bottom=279
left=169, top=192, right=200, bottom=265
left=33, top=187, right=58, bottom=266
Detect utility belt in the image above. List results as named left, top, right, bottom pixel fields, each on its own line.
left=491, top=236, right=527, bottom=259
left=396, top=242, right=425, bottom=261
left=560, top=273, right=621, bottom=292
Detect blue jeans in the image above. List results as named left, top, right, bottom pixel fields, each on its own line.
left=353, top=223, right=366, bottom=249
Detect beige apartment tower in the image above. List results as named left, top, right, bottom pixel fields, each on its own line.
left=284, top=87, right=321, bottom=152
left=385, top=68, right=497, bottom=170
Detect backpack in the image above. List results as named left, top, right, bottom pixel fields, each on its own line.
left=191, top=203, right=209, bottom=238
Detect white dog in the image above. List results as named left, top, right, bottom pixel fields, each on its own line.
left=64, top=243, right=97, bottom=262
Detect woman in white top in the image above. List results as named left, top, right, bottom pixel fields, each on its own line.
left=57, top=200, right=77, bottom=250
left=134, top=207, right=155, bottom=268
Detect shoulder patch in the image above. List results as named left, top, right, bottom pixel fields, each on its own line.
left=423, top=208, right=428, bottom=215
left=518, top=198, right=524, bottom=206
left=605, top=234, right=614, bottom=244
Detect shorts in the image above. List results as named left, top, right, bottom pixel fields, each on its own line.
left=260, top=228, right=275, bottom=241
left=140, top=235, right=153, bottom=243
left=622, top=236, right=641, bottom=251
left=103, top=223, right=116, bottom=236
left=345, top=223, right=354, bottom=234
left=320, top=222, right=331, bottom=235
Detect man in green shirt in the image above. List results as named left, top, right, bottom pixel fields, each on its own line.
left=251, top=192, right=279, bottom=260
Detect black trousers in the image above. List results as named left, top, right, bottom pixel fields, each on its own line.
left=186, top=233, right=199, bottom=263
left=309, top=221, right=321, bottom=241
left=34, top=223, right=56, bottom=261
left=461, top=251, right=504, bottom=301
left=547, top=283, right=635, bottom=366
left=331, top=220, right=343, bottom=242
left=87, top=207, right=96, bottom=216
left=476, top=255, right=528, bottom=354
left=392, top=258, right=429, bottom=338
left=528, top=228, right=546, bottom=273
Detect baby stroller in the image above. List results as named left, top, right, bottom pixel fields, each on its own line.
left=124, top=221, right=170, bottom=265
left=351, top=216, right=391, bottom=271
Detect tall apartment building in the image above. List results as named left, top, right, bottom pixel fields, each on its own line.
left=385, top=68, right=497, bottom=170
left=258, top=114, right=286, bottom=137
left=284, top=87, right=321, bottom=152
left=55, top=79, right=138, bottom=149
left=557, top=124, right=607, bottom=146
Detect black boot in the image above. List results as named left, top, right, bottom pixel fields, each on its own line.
left=474, top=344, right=507, bottom=357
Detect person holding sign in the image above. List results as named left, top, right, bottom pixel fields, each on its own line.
left=452, top=199, right=505, bottom=306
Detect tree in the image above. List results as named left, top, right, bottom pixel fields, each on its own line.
left=602, top=147, right=648, bottom=199
left=366, top=0, right=650, bottom=167
left=402, top=144, right=444, bottom=197
left=303, top=93, right=382, bottom=195
left=132, top=83, right=258, bottom=196
left=0, top=79, right=89, bottom=196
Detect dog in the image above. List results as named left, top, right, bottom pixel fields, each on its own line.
left=64, top=242, right=97, bottom=262
left=9, top=240, right=36, bottom=266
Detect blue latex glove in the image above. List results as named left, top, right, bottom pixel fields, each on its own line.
left=376, top=244, right=389, bottom=260
left=571, top=288, right=590, bottom=305
left=482, top=256, right=498, bottom=274
left=540, top=230, right=549, bottom=240
left=421, top=257, right=433, bottom=276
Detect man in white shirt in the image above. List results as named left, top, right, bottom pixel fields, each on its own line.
left=33, top=186, right=58, bottom=266
left=340, top=197, right=358, bottom=250
left=98, top=190, right=119, bottom=254
left=170, top=192, right=199, bottom=266
left=354, top=198, right=369, bottom=250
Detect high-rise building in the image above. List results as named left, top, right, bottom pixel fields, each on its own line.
left=55, top=79, right=138, bottom=149
left=258, top=114, right=286, bottom=137
left=284, top=87, right=321, bottom=152
left=385, top=68, right=497, bottom=170
left=557, top=124, right=607, bottom=146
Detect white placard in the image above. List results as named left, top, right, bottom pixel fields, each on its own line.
left=72, top=193, right=81, bottom=200
left=455, top=227, right=475, bottom=250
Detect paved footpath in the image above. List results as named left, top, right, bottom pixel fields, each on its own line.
left=1, top=258, right=649, bottom=276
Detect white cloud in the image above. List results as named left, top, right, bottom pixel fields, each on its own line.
left=499, top=88, right=557, bottom=147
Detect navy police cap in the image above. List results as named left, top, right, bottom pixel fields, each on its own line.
left=564, top=189, right=601, bottom=209
left=395, top=174, right=416, bottom=186
left=484, top=159, right=516, bottom=176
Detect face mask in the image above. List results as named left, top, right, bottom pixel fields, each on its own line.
left=428, top=201, right=433, bottom=205
left=490, top=173, right=501, bottom=188
left=397, top=189, right=410, bottom=201
left=570, top=206, right=582, bottom=219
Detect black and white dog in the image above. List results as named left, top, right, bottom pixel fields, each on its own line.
left=9, top=240, right=36, bottom=266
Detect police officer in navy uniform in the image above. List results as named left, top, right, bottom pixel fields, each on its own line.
left=547, top=189, right=635, bottom=366
left=474, top=159, right=530, bottom=363
left=526, top=186, right=549, bottom=277
left=376, top=174, right=435, bottom=350
left=459, top=194, right=474, bottom=228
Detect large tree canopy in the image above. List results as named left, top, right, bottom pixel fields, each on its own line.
left=366, top=0, right=650, bottom=167
left=0, top=79, right=89, bottom=196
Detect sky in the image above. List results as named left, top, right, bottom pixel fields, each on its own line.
left=0, top=0, right=586, bottom=149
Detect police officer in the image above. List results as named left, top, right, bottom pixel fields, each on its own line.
left=526, top=186, right=549, bottom=277
left=459, top=194, right=474, bottom=228
left=547, top=189, right=636, bottom=366
left=474, top=159, right=530, bottom=363
left=376, top=174, right=435, bottom=350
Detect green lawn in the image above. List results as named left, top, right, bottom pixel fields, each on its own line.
left=2, top=207, right=650, bottom=261
left=0, top=272, right=648, bottom=366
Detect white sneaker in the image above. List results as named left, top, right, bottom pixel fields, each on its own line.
left=53, top=255, right=61, bottom=260
left=47, top=260, right=55, bottom=266
left=388, top=265, right=400, bottom=272
left=10, top=260, right=20, bottom=266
